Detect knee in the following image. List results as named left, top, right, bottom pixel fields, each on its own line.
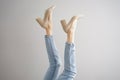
left=69, top=70, right=77, bottom=78
left=57, top=70, right=77, bottom=80
left=50, top=60, right=61, bottom=68
left=55, top=60, right=62, bottom=68
left=64, top=69, right=77, bottom=78
left=55, top=57, right=62, bottom=67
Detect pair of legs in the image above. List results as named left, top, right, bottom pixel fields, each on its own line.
left=36, top=6, right=79, bottom=80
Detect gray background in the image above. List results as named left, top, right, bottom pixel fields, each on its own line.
left=0, top=0, right=120, bottom=80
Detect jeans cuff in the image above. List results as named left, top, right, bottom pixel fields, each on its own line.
left=45, top=35, right=53, bottom=39
left=65, top=42, right=75, bottom=47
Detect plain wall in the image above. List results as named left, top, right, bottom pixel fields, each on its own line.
left=0, top=0, right=120, bottom=80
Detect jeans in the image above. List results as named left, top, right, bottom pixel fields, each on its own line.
left=44, top=35, right=77, bottom=80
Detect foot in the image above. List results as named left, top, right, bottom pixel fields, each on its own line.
left=60, top=16, right=80, bottom=33
left=36, top=5, right=55, bottom=30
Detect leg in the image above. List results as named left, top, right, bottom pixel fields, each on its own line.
left=57, top=16, right=79, bottom=80
left=36, top=6, right=61, bottom=80
left=44, top=35, right=61, bottom=80
left=57, top=42, right=76, bottom=80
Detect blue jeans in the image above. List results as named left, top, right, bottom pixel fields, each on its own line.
left=44, top=35, right=77, bottom=80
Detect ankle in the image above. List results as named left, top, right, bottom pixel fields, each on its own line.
left=67, top=29, right=75, bottom=34
left=67, top=32, right=75, bottom=43
left=45, top=29, right=52, bottom=36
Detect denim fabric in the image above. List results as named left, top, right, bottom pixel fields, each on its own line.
left=44, top=35, right=77, bottom=80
